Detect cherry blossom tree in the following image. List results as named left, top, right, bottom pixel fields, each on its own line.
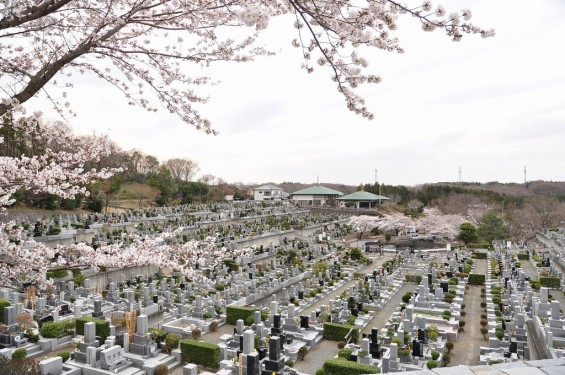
left=0, top=113, right=120, bottom=209
left=0, top=1, right=494, bottom=132
left=378, top=212, right=415, bottom=236
left=415, top=207, right=465, bottom=240
left=0, top=222, right=251, bottom=289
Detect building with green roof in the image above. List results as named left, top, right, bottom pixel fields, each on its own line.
left=291, top=185, right=344, bottom=206
left=338, top=191, right=389, bottom=209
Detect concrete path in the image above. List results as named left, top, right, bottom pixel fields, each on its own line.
left=449, top=258, right=487, bottom=366
left=362, top=283, right=418, bottom=334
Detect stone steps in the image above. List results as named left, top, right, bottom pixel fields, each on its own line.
left=142, top=352, right=181, bottom=374
left=23, top=343, right=46, bottom=358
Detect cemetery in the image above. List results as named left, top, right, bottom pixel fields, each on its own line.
left=2, top=201, right=565, bottom=375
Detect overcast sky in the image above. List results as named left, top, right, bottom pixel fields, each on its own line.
left=29, top=0, right=565, bottom=187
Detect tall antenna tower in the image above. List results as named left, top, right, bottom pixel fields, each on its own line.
left=524, top=166, right=527, bottom=189
left=458, top=166, right=462, bottom=183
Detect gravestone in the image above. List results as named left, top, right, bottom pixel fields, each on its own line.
left=92, top=297, right=104, bottom=318
left=129, top=315, right=157, bottom=356
left=100, top=345, right=130, bottom=371
left=262, top=336, right=285, bottom=375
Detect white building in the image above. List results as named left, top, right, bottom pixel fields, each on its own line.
left=253, top=184, right=286, bottom=201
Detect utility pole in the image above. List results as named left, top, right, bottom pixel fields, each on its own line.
left=458, top=166, right=462, bottom=183
left=524, top=166, right=527, bottom=189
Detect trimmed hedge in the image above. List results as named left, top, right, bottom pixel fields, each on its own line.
left=180, top=339, right=220, bottom=369
left=226, top=306, right=257, bottom=325
left=540, top=277, right=560, bottom=289
left=472, top=252, right=487, bottom=259
left=468, top=274, right=485, bottom=285
left=76, top=317, right=110, bottom=343
left=323, top=322, right=359, bottom=343
left=40, top=322, right=64, bottom=338
left=323, top=358, right=380, bottom=375
left=405, top=275, right=422, bottom=284
left=517, top=253, right=530, bottom=260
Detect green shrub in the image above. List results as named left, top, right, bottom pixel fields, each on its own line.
left=57, top=352, right=70, bottom=362
left=337, top=341, right=346, bottom=349
left=323, top=358, right=380, bottom=375
left=180, top=339, right=220, bottom=370
left=40, top=322, right=64, bottom=338
left=26, top=329, right=39, bottom=343
left=468, top=274, right=486, bottom=285
left=75, top=317, right=110, bottom=343
left=540, top=277, right=560, bottom=289
left=427, top=360, right=438, bottom=369
left=472, top=252, right=487, bottom=259
left=0, top=299, right=10, bottom=323
left=165, top=333, right=180, bottom=353
left=226, top=306, right=257, bottom=325
left=12, top=348, right=27, bottom=359
left=154, top=363, right=168, bottom=375
left=517, top=253, right=529, bottom=260
left=431, top=351, right=440, bottom=360
left=316, top=369, right=325, bottom=375
left=346, top=316, right=356, bottom=325
left=191, top=327, right=201, bottom=340
left=401, top=292, right=413, bottom=304
left=337, top=349, right=353, bottom=360
left=405, top=275, right=422, bottom=284
left=285, top=359, right=294, bottom=367
left=323, top=322, right=359, bottom=343
left=149, top=328, right=168, bottom=343
left=209, top=320, right=219, bottom=332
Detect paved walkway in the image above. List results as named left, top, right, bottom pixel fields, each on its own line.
left=362, top=283, right=418, bottom=334
left=449, top=258, right=487, bottom=366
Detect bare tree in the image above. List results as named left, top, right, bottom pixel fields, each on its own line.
left=164, top=158, right=199, bottom=182
left=198, top=174, right=218, bottom=186
left=528, top=196, right=565, bottom=230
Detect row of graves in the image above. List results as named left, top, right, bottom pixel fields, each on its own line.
left=479, top=245, right=565, bottom=364
left=15, top=201, right=331, bottom=246
left=477, top=249, right=535, bottom=363
left=334, top=247, right=472, bottom=372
